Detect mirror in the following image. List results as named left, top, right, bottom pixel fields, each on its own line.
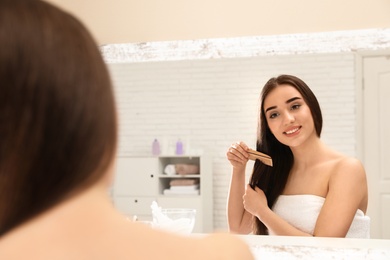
left=103, top=29, right=390, bottom=238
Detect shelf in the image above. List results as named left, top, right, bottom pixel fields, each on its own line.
left=158, top=174, right=200, bottom=178
left=112, top=155, right=213, bottom=233
left=160, top=194, right=200, bottom=197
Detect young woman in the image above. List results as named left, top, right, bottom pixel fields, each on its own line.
left=0, top=1, right=253, bottom=259
left=227, top=74, right=369, bottom=237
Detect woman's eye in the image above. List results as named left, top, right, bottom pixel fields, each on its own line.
left=291, top=104, right=301, bottom=110
left=269, top=112, right=279, bottom=119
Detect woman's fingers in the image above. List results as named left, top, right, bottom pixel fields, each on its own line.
left=228, top=141, right=249, bottom=160
left=236, top=141, right=249, bottom=151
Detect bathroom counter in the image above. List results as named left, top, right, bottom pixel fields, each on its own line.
left=238, top=235, right=390, bottom=259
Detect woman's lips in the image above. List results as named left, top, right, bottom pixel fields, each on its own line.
left=283, top=126, right=301, bottom=135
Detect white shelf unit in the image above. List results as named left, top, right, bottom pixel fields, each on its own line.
left=111, top=155, right=213, bottom=233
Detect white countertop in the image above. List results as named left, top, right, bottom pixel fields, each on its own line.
left=238, top=235, right=390, bottom=260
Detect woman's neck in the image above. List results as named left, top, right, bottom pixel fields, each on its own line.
left=289, top=135, right=329, bottom=170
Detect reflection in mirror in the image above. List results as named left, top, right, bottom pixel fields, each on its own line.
left=102, top=29, right=390, bottom=239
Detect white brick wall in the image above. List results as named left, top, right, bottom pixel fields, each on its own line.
left=108, top=53, right=358, bottom=231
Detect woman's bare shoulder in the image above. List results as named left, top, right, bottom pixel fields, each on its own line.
left=116, top=224, right=254, bottom=260
left=331, top=155, right=366, bottom=177
left=141, top=230, right=254, bottom=260
left=328, top=154, right=367, bottom=197
left=0, top=220, right=254, bottom=260
left=200, top=233, right=254, bottom=259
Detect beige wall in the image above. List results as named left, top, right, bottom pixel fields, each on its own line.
left=46, top=0, right=390, bottom=45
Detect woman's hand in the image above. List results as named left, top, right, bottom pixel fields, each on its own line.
left=226, top=141, right=253, bottom=234
left=243, top=184, right=268, bottom=220
left=226, top=141, right=249, bottom=171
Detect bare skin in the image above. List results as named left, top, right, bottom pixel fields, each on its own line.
left=0, top=167, right=253, bottom=259
left=227, top=85, right=368, bottom=237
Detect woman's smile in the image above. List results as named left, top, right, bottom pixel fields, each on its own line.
left=283, top=126, right=302, bottom=136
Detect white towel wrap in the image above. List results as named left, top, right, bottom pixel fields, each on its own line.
left=272, top=194, right=370, bottom=238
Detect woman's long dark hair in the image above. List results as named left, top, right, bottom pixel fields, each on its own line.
left=249, top=75, right=322, bottom=235
left=0, top=0, right=117, bottom=236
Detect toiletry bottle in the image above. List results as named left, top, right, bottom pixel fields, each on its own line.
left=175, top=139, right=183, bottom=155
left=152, top=139, right=160, bottom=156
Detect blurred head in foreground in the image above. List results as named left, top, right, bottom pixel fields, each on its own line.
left=0, top=0, right=117, bottom=235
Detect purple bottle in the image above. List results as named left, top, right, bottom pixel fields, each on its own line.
left=175, top=139, right=183, bottom=155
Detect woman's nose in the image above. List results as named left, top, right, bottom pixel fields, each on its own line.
left=283, top=111, right=295, bottom=125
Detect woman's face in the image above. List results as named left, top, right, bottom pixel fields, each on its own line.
left=263, top=84, right=316, bottom=148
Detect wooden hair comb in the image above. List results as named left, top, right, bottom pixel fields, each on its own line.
left=248, top=148, right=273, bottom=167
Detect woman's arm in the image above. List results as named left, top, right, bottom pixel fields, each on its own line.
left=226, top=142, right=253, bottom=234
left=244, top=157, right=368, bottom=237
left=313, top=157, right=368, bottom=237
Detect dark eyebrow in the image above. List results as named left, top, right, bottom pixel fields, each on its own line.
left=265, top=105, right=277, bottom=113
left=265, top=97, right=302, bottom=113
left=286, top=97, right=301, bottom=104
